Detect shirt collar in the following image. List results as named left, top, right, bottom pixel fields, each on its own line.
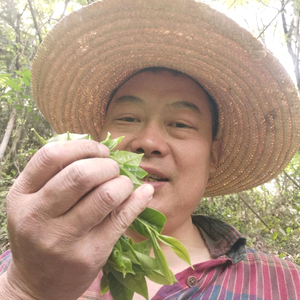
left=192, top=215, right=247, bottom=264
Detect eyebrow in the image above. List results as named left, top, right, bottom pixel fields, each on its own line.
left=113, top=95, right=201, bottom=114
left=114, top=95, right=143, bottom=104
left=169, top=101, right=201, bottom=114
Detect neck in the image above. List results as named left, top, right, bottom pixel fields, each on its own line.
left=125, top=217, right=212, bottom=273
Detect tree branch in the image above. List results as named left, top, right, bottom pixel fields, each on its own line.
left=238, top=193, right=270, bottom=230
left=50, top=0, right=70, bottom=22
left=0, top=108, right=17, bottom=162
left=27, top=0, right=42, bottom=44
left=283, top=170, right=300, bottom=189
left=58, top=0, right=70, bottom=21
left=3, top=106, right=26, bottom=169
left=281, top=0, right=300, bottom=90
left=257, top=0, right=291, bottom=39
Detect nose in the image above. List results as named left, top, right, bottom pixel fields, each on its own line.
left=130, top=123, right=169, bottom=157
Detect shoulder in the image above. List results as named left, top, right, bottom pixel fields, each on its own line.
left=243, top=248, right=300, bottom=286
left=225, top=248, right=300, bottom=299
left=0, top=249, right=12, bottom=275
left=245, top=248, right=300, bottom=271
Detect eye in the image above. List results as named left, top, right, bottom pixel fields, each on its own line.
left=117, top=117, right=139, bottom=122
left=169, top=122, right=192, bottom=128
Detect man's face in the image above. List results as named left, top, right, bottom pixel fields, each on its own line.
left=100, top=70, right=220, bottom=229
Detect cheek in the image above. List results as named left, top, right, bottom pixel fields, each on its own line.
left=176, top=148, right=211, bottom=195
left=178, top=142, right=212, bottom=173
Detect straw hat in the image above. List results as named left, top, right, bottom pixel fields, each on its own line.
left=31, top=0, right=300, bottom=196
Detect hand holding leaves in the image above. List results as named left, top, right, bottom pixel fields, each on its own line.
left=33, top=130, right=193, bottom=300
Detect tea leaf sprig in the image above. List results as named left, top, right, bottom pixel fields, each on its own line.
left=32, top=129, right=192, bottom=300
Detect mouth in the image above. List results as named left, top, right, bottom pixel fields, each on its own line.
left=143, top=173, right=169, bottom=182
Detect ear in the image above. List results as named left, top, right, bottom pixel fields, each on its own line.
left=209, top=140, right=221, bottom=173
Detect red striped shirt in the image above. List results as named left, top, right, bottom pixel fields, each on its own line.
left=0, top=215, right=299, bottom=299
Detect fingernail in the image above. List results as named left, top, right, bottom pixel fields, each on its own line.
left=141, top=184, right=154, bottom=200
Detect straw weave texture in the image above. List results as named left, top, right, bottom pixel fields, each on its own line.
left=31, top=0, right=300, bottom=196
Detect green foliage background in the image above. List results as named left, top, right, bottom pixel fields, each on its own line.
left=0, top=0, right=300, bottom=264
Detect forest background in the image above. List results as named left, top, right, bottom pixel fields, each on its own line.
left=1, top=0, right=300, bottom=264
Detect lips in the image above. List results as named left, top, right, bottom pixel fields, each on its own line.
left=143, top=174, right=169, bottom=182
left=140, top=167, right=169, bottom=182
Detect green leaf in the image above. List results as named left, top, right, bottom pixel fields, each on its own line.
left=132, top=207, right=166, bottom=236
left=107, top=272, right=134, bottom=300
left=109, top=268, right=148, bottom=300
left=134, top=252, right=173, bottom=285
left=47, top=132, right=93, bottom=143
left=272, top=231, right=278, bottom=240
left=20, top=69, right=31, bottom=86
left=101, top=132, right=147, bottom=189
left=101, top=132, right=124, bottom=150
left=146, top=227, right=177, bottom=285
left=157, top=234, right=193, bottom=267
left=123, top=164, right=148, bottom=180
left=31, top=128, right=47, bottom=145
left=111, top=150, right=144, bottom=167
left=121, top=251, right=141, bottom=266
left=0, top=73, right=11, bottom=79
left=119, top=237, right=141, bottom=265
left=100, top=273, right=110, bottom=295
left=2, top=77, right=22, bottom=90
left=108, top=240, right=137, bottom=277
left=119, top=166, right=144, bottom=190
left=108, top=256, right=135, bottom=277
left=131, top=239, right=152, bottom=256
left=13, top=104, right=24, bottom=110
left=111, top=240, right=124, bottom=266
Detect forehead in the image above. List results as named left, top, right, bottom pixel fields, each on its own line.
left=108, top=70, right=211, bottom=114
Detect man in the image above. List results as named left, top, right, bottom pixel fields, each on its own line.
left=0, top=0, right=300, bottom=299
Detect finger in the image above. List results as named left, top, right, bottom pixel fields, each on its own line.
left=15, top=140, right=110, bottom=194
left=63, top=175, right=134, bottom=236
left=85, top=184, right=154, bottom=257
left=35, top=158, right=120, bottom=217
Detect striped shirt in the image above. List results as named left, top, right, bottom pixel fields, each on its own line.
left=0, top=215, right=299, bottom=299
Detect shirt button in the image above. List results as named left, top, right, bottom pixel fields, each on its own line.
left=187, top=276, right=198, bottom=287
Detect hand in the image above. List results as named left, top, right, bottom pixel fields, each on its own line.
left=2, top=140, right=154, bottom=300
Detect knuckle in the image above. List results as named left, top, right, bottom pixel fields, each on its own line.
left=96, top=185, right=119, bottom=211
left=11, top=170, right=41, bottom=195
left=93, top=176, right=133, bottom=213
left=65, top=162, right=91, bottom=191
left=40, top=230, right=70, bottom=253
left=110, top=208, right=132, bottom=231
left=28, top=224, right=70, bottom=255
left=10, top=208, right=39, bottom=240
left=36, top=143, right=58, bottom=168
left=11, top=175, right=27, bottom=194
left=77, top=256, right=98, bottom=272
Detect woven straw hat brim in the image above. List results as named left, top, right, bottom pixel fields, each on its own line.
left=31, top=0, right=300, bottom=196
